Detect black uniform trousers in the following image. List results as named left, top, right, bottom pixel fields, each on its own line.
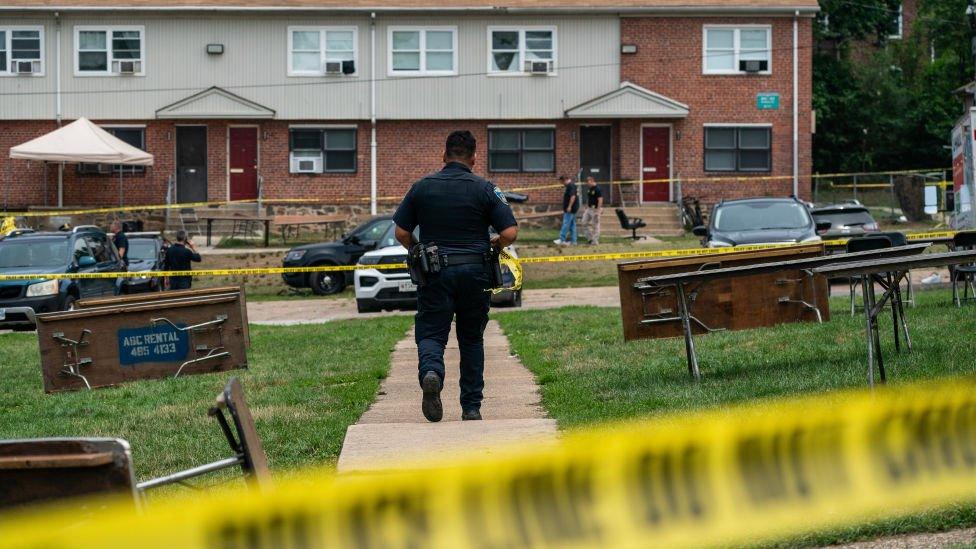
left=415, top=262, right=491, bottom=411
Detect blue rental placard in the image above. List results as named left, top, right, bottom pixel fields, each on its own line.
left=117, top=324, right=190, bottom=365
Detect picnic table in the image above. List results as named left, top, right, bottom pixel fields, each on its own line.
left=272, top=214, right=347, bottom=243
left=636, top=243, right=930, bottom=381
left=814, top=249, right=976, bottom=387
left=195, top=211, right=273, bottom=247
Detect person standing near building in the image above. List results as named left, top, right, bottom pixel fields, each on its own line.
left=110, top=220, right=128, bottom=267
left=164, top=230, right=202, bottom=291
left=553, top=175, right=578, bottom=246
left=580, top=176, right=604, bottom=245
left=393, top=130, right=519, bottom=423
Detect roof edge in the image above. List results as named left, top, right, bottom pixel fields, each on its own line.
left=0, top=5, right=821, bottom=14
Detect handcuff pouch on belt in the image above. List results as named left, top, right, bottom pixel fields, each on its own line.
left=407, top=243, right=441, bottom=286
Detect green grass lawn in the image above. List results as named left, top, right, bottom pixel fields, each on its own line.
left=0, top=317, right=411, bottom=491
left=493, top=289, right=976, bottom=545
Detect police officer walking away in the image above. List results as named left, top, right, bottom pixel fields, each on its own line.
left=110, top=220, right=128, bottom=267
left=393, top=131, right=518, bottom=422
left=164, top=230, right=202, bottom=291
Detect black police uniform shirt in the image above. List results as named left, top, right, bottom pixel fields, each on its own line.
left=113, top=231, right=129, bottom=263
left=164, top=243, right=201, bottom=279
left=562, top=183, right=579, bottom=213
left=393, top=161, right=518, bottom=256
left=586, top=185, right=603, bottom=208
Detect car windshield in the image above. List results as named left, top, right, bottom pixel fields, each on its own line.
left=0, top=239, right=69, bottom=268
left=713, top=202, right=811, bottom=231
left=813, top=210, right=875, bottom=228
left=349, top=219, right=393, bottom=242
left=128, top=239, right=158, bottom=260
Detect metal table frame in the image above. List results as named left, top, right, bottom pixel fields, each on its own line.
left=636, top=244, right=931, bottom=381
left=814, top=250, right=976, bottom=387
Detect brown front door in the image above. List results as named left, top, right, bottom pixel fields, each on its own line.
left=641, top=127, right=670, bottom=202
left=229, top=127, right=258, bottom=201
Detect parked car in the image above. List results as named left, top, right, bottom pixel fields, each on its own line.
left=354, top=244, right=522, bottom=313
left=0, top=226, right=125, bottom=330
left=693, top=197, right=828, bottom=248
left=282, top=216, right=396, bottom=295
left=119, top=232, right=166, bottom=293
left=810, top=202, right=880, bottom=239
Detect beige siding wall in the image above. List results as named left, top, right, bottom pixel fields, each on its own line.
left=0, top=13, right=620, bottom=120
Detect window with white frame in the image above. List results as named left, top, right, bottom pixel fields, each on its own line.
left=75, top=26, right=144, bottom=75
left=488, top=27, right=556, bottom=73
left=389, top=27, right=456, bottom=75
left=488, top=128, right=555, bottom=173
left=0, top=27, right=43, bottom=75
left=288, top=27, right=357, bottom=76
left=289, top=128, right=357, bottom=173
left=703, top=26, right=770, bottom=74
left=704, top=126, right=771, bottom=172
left=888, top=4, right=903, bottom=39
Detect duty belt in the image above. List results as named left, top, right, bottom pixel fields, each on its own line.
left=440, top=253, right=487, bottom=267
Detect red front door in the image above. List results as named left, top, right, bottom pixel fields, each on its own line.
left=229, top=127, right=258, bottom=200
left=641, top=127, right=671, bottom=202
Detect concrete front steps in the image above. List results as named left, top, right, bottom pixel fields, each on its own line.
left=600, top=203, right=685, bottom=238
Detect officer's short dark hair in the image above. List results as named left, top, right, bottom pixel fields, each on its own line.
left=559, top=175, right=569, bottom=182
left=445, top=131, right=476, bottom=160
left=176, top=230, right=188, bottom=243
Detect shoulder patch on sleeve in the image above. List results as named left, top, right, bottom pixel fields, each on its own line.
left=493, top=186, right=509, bottom=205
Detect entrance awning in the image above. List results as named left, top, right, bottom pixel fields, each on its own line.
left=565, top=82, right=689, bottom=119
left=156, top=86, right=275, bottom=119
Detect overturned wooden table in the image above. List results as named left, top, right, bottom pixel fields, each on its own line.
left=635, top=244, right=930, bottom=381
left=814, top=249, right=976, bottom=387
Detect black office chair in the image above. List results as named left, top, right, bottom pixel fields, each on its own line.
left=847, top=235, right=892, bottom=316
left=951, top=231, right=976, bottom=307
left=615, top=209, right=647, bottom=240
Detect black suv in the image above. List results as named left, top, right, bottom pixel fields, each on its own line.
left=120, top=232, right=166, bottom=293
left=282, top=216, right=395, bottom=295
left=0, top=226, right=125, bottom=329
left=694, top=197, right=829, bottom=248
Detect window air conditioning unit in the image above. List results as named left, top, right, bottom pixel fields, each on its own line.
left=739, top=59, right=768, bottom=73
left=77, top=163, right=112, bottom=175
left=324, top=61, right=343, bottom=74
left=523, top=59, right=553, bottom=74
left=13, top=60, right=39, bottom=74
left=291, top=155, right=322, bottom=174
left=113, top=60, right=141, bottom=74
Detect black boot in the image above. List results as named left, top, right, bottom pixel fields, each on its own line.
left=421, top=371, right=443, bottom=422
left=461, top=409, right=482, bottom=421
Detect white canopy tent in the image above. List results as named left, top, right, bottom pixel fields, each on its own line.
left=9, top=117, right=154, bottom=208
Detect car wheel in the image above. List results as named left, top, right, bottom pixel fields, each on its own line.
left=311, top=270, right=346, bottom=296
left=62, top=295, right=77, bottom=312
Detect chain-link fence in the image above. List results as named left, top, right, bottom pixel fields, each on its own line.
left=812, top=170, right=952, bottom=226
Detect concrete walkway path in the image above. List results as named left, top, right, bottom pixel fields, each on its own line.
left=337, top=321, right=557, bottom=472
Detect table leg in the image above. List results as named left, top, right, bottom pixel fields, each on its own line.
left=862, top=274, right=875, bottom=387
left=264, top=220, right=270, bottom=247
left=206, top=220, right=213, bottom=247
left=676, top=283, right=700, bottom=382
left=895, top=270, right=912, bottom=351
left=869, top=275, right=886, bottom=384
left=888, top=273, right=900, bottom=353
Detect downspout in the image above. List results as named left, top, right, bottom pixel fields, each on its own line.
left=792, top=11, right=799, bottom=199
left=369, top=12, right=378, bottom=216
left=55, top=11, right=64, bottom=207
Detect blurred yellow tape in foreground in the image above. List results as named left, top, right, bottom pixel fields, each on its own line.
left=5, top=378, right=976, bottom=548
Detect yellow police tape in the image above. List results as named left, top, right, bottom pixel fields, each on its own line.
left=0, top=231, right=958, bottom=282
left=3, top=377, right=976, bottom=548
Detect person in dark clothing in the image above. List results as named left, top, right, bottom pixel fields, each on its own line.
left=164, top=230, right=201, bottom=290
left=554, top=175, right=578, bottom=245
left=393, top=130, right=519, bottom=422
left=110, top=220, right=128, bottom=266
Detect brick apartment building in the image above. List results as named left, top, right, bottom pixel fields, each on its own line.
left=0, top=0, right=818, bottom=212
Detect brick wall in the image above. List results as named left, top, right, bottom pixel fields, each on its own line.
left=620, top=16, right=814, bottom=204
